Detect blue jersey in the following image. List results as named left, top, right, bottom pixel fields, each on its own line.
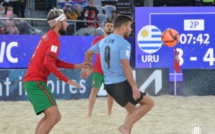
left=90, top=33, right=131, bottom=84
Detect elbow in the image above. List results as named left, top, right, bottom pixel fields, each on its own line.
left=85, top=49, right=91, bottom=55
left=44, top=59, right=54, bottom=69
left=44, top=61, right=50, bottom=69
left=43, top=56, right=56, bottom=70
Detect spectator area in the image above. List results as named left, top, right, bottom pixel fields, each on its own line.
left=31, top=0, right=118, bottom=35
left=0, top=0, right=211, bottom=35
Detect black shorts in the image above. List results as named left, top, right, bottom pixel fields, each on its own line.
left=105, top=80, right=146, bottom=107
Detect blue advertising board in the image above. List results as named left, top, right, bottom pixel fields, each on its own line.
left=0, top=68, right=171, bottom=101
left=135, top=7, right=215, bottom=81
left=0, top=69, right=92, bottom=101
left=0, top=35, right=135, bottom=69
left=0, top=35, right=94, bottom=68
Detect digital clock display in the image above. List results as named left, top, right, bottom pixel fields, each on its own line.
left=135, top=7, right=215, bottom=81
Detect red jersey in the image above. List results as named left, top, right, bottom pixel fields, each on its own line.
left=91, top=35, right=104, bottom=74
left=23, top=30, right=74, bottom=83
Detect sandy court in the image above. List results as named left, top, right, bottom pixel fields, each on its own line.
left=0, top=95, right=215, bottom=134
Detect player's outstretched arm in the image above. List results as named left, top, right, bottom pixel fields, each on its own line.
left=67, top=80, right=81, bottom=88
left=74, top=64, right=83, bottom=69
left=56, top=59, right=75, bottom=69
left=74, top=61, right=93, bottom=69
left=45, top=56, right=81, bottom=87
left=56, top=59, right=90, bottom=70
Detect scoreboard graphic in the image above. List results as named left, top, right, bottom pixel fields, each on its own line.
left=135, top=7, right=215, bottom=81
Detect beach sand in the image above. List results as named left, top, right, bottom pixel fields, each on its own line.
left=0, top=95, right=214, bottom=134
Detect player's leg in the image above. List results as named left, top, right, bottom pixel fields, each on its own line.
left=36, top=106, right=61, bottom=134
left=107, top=94, right=114, bottom=115
left=119, top=94, right=154, bottom=134
left=121, top=102, right=135, bottom=134
left=24, top=81, right=60, bottom=134
left=88, top=87, right=99, bottom=116
left=103, top=74, right=114, bottom=115
left=126, top=94, right=154, bottom=126
left=105, top=81, right=135, bottom=134
left=35, top=116, right=46, bottom=134
left=88, top=72, right=103, bottom=116
left=35, top=81, right=61, bottom=134
left=123, top=103, right=135, bottom=123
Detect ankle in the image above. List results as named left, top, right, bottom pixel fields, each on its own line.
left=123, top=124, right=131, bottom=130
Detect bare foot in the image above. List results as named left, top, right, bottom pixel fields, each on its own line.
left=87, top=113, right=92, bottom=117
left=107, top=112, right=111, bottom=115
left=119, top=125, right=130, bottom=134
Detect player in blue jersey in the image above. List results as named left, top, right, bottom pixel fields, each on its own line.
left=83, top=15, right=154, bottom=134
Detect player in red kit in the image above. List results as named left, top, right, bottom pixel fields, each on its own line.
left=88, top=21, right=114, bottom=116
left=23, top=8, right=89, bottom=134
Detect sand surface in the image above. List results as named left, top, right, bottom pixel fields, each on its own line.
left=0, top=95, right=214, bottom=134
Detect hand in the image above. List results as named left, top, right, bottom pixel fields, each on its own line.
left=83, top=61, right=93, bottom=69
left=132, top=85, right=141, bottom=100
left=67, top=80, right=81, bottom=88
left=75, top=61, right=93, bottom=69
left=81, top=66, right=93, bottom=79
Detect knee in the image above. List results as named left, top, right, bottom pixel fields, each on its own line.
left=127, top=107, right=135, bottom=115
left=148, top=99, right=155, bottom=110
left=140, top=96, right=155, bottom=110
left=46, top=112, right=61, bottom=123
left=54, top=113, right=61, bottom=123
left=127, top=110, right=134, bottom=115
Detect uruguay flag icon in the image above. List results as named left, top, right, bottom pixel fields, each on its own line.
left=137, top=25, right=162, bottom=54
